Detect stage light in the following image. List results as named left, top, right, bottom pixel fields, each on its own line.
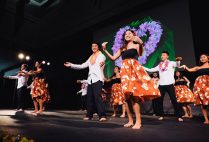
left=18, top=53, right=25, bottom=60
left=25, top=56, right=30, bottom=60
left=47, top=62, right=50, bottom=66
left=42, top=61, right=46, bottom=64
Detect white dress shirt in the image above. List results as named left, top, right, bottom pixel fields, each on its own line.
left=70, top=52, right=106, bottom=84
left=7, top=71, right=29, bottom=89
left=143, top=60, right=180, bottom=86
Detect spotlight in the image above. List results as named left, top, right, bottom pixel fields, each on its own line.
left=47, top=62, right=50, bottom=66
left=42, top=61, right=46, bottom=64
left=18, top=53, right=25, bottom=60
left=25, top=56, right=30, bottom=60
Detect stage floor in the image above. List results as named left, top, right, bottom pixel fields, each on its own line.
left=0, top=109, right=209, bottom=142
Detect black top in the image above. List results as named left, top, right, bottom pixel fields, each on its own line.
left=197, top=68, right=209, bottom=76
left=175, top=80, right=187, bottom=86
left=35, top=68, right=44, bottom=79
left=121, top=48, right=138, bottom=60
left=112, top=78, right=121, bottom=84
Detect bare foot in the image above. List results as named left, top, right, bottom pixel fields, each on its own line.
left=111, top=114, right=116, bottom=117
left=124, top=122, right=134, bottom=128
left=182, top=115, right=189, bottom=118
left=120, top=114, right=125, bottom=118
left=132, top=123, right=141, bottom=129
left=31, top=110, right=38, bottom=113
left=189, top=115, right=193, bottom=118
left=36, top=110, right=43, bottom=114
left=204, top=121, right=209, bottom=124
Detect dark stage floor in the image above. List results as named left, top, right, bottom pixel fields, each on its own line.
left=0, top=109, right=209, bottom=142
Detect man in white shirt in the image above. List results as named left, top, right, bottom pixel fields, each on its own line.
left=64, top=42, right=107, bottom=121
left=143, top=51, right=183, bottom=122
left=4, top=64, right=29, bottom=111
left=77, top=79, right=88, bottom=111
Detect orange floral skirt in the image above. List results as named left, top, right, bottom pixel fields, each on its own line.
left=31, top=78, right=48, bottom=102
left=175, top=85, right=195, bottom=103
left=110, top=83, right=125, bottom=106
left=193, top=75, right=209, bottom=106
left=120, top=59, right=161, bottom=101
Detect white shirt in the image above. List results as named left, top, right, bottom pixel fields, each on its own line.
left=70, top=52, right=106, bottom=84
left=77, top=80, right=88, bottom=96
left=143, top=60, right=180, bottom=86
left=7, top=71, right=29, bottom=89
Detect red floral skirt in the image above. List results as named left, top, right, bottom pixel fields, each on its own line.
left=120, top=59, right=161, bottom=101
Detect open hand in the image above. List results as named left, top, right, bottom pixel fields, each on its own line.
left=64, top=62, right=72, bottom=67
left=101, top=42, right=108, bottom=50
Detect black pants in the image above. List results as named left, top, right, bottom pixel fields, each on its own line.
left=152, top=98, right=160, bottom=115
left=86, top=81, right=106, bottom=118
left=16, top=86, right=26, bottom=110
left=81, top=95, right=87, bottom=110
left=158, top=84, right=182, bottom=118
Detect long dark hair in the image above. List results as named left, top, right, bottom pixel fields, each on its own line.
left=120, top=29, right=144, bottom=56
left=109, top=66, right=120, bottom=79
left=175, top=71, right=183, bottom=80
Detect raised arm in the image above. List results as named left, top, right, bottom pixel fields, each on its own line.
left=102, top=42, right=121, bottom=61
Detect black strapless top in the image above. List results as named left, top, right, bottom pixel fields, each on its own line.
left=197, top=68, right=209, bottom=76
left=112, top=78, right=121, bottom=84
left=175, top=81, right=187, bottom=86
left=35, top=70, right=44, bottom=79
left=121, top=48, right=138, bottom=60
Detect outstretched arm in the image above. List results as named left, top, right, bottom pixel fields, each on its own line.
left=102, top=42, right=121, bottom=61
left=64, top=59, right=89, bottom=70
left=180, top=65, right=199, bottom=72
left=143, top=65, right=159, bottom=72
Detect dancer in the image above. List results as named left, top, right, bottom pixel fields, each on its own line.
left=102, top=29, right=160, bottom=129
left=64, top=42, right=107, bottom=122
left=174, top=71, right=194, bottom=118
left=4, top=64, right=29, bottom=111
left=105, top=66, right=126, bottom=118
left=143, top=51, right=183, bottom=122
left=181, top=54, right=209, bottom=124
left=77, top=79, right=88, bottom=111
left=151, top=72, right=160, bottom=116
left=27, top=61, right=48, bottom=114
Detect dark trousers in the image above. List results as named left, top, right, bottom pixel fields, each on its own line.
left=152, top=98, right=160, bottom=115
left=158, top=84, right=182, bottom=118
left=86, top=81, right=106, bottom=118
left=81, top=95, right=87, bottom=110
left=16, top=86, right=26, bottom=110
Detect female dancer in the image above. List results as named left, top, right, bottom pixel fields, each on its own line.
left=182, top=54, right=209, bottom=124
left=105, top=66, right=126, bottom=118
left=102, top=29, right=160, bottom=129
left=174, top=71, right=194, bottom=118
left=27, top=61, right=48, bottom=114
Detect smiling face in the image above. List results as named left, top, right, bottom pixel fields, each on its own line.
left=153, top=72, right=158, bottom=77
left=200, top=54, right=208, bottom=64
left=124, top=30, right=135, bottom=42
left=92, top=43, right=99, bottom=53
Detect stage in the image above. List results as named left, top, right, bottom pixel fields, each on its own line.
left=0, top=110, right=209, bottom=142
